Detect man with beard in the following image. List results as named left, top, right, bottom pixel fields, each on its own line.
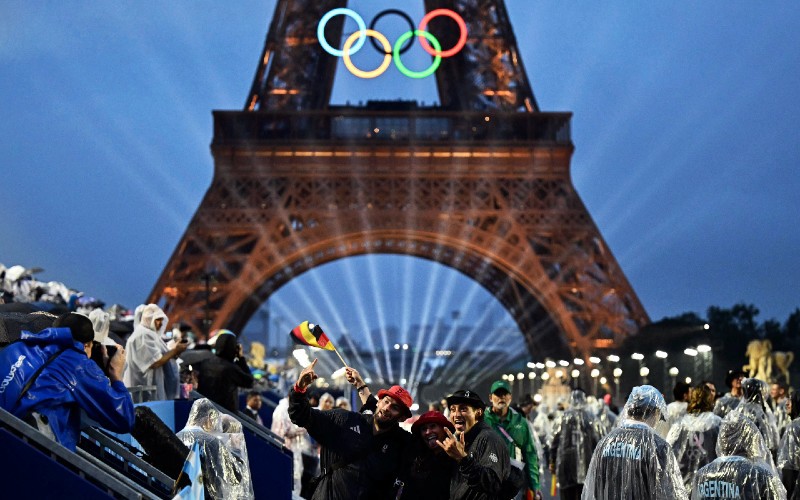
left=485, top=380, right=541, bottom=499
left=288, top=359, right=413, bottom=499
left=439, top=389, right=510, bottom=500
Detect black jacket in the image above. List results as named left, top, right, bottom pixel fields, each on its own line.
left=449, top=420, right=510, bottom=500
left=398, top=443, right=454, bottom=500
left=288, top=388, right=412, bottom=500
left=196, top=356, right=254, bottom=412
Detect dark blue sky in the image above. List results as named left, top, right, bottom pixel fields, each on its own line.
left=2, top=1, right=799, bottom=341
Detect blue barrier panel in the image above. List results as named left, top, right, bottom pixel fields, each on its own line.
left=243, top=424, right=293, bottom=499
left=138, top=399, right=293, bottom=499
left=0, top=429, right=112, bottom=499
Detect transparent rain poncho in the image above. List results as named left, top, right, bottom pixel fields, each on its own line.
left=583, top=385, right=688, bottom=500
left=532, top=404, right=554, bottom=447
left=551, top=390, right=600, bottom=487
left=270, top=397, right=315, bottom=494
left=177, top=398, right=255, bottom=500
left=731, top=378, right=780, bottom=453
left=594, top=401, right=617, bottom=439
left=690, top=411, right=785, bottom=499
left=778, top=413, right=800, bottom=499
left=666, top=411, right=722, bottom=490
left=778, top=417, right=800, bottom=471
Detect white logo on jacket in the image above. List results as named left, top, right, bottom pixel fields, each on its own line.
left=0, top=355, right=26, bottom=394
left=489, top=453, right=498, bottom=463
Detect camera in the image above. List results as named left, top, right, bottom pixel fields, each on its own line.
left=89, top=341, right=119, bottom=377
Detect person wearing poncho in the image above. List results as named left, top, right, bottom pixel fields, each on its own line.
left=582, top=385, right=688, bottom=500
left=691, top=411, right=785, bottom=499
left=666, top=384, right=723, bottom=490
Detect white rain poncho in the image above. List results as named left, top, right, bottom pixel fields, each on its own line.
left=177, top=398, right=255, bottom=500
left=123, top=304, right=179, bottom=400
left=666, top=412, right=722, bottom=490
left=731, top=378, right=780, bottom=453
left=88, top=308, right=113, bottom=345
left=690, top=411, right=785, bottom=499
left=551, top=390, right=601, bottom=488
left=582, top=385, right=688, bottom=500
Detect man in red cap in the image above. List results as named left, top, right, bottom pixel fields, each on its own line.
left=289, top=359, right=413, bottom=499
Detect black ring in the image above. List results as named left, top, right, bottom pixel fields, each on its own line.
left=368, top=9, right=415, bottom=55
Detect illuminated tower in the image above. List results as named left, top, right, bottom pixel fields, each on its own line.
left=149, top=0, right=649, bottom=361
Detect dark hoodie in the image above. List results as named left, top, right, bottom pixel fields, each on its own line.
left=196, top=334, right=253, bottom=412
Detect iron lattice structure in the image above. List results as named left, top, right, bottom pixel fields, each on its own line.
left=149, top=0, right=649, bottom=361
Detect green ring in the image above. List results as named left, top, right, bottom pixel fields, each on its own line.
left=393, top=30, right=442, bottom=79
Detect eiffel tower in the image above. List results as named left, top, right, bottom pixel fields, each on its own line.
left=148, top=0, right=649, bottom=363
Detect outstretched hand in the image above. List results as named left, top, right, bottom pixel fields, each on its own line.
left=296, top=358, right=319, bottom=390
left=437, top=427, right=468, bottom=461
left=345, top=367, right=363, bottom=388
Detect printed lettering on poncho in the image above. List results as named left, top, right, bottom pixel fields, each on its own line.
left=601, top=440, right=641, bottom=460
left=0, top=355, right=26, bottom=394
left=697, top=480, right=740, bottom=498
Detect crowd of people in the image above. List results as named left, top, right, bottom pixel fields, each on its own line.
left=269, top=360, right=800, bottom=499
left=2, top=276, right=800, bottom=498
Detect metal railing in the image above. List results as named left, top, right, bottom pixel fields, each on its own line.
left=0, top=407, right=152, bottom=499
left=213, top=109, right=572, bottom=147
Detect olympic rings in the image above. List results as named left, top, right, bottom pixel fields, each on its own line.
left=418, top=9, right=468, bottom=58
left=317, top=8, right=367, bottom=57
left=394, top=30, right=441, bottom=80
left=369, top=9, right=415, bottom=55
left=317, top=7, right=468, bottom=79
left=343, top=29, right=392, bottom=79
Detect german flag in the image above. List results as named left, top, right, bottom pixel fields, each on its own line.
left=289, top=321, right=335, bottom=351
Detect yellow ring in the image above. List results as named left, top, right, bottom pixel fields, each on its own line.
left=342, top=29, right=392, bottom=79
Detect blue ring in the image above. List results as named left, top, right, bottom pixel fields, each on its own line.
left=317, top=8, right=367, bottom=57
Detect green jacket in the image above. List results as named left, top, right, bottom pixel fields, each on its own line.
left=484, top=406, right=540, bottom=491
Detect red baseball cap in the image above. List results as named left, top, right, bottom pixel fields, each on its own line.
left=411, top=411, right=454, bottom=435
left=377, top=385, right=413, bottom=419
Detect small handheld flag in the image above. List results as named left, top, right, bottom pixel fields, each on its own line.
left=173, top=441, right=203, bottom=499
left=290, top=321, right=335, bottom=351
left=289, top=321, right=349, bottom=367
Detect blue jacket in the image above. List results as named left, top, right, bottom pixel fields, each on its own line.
left=0, top=327, right=135, bottom=450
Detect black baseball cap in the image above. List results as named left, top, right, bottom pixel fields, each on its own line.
left=725, top=369, right=747, bottom=388
left=446, top=389, right=485, bottom=409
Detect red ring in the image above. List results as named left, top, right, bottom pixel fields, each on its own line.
left=417, top=9, right=467, bottom=58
